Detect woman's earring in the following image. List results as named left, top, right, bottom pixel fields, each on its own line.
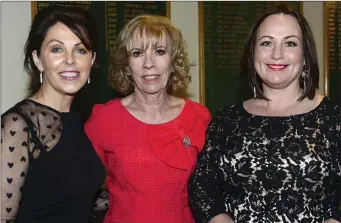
left=40, top=72, right=43, bottom=84
left=301, top=70, right=308, bottom=92
left=88, top=77, right=90, bottom=84
left=253, top=86, right=256, bottom=99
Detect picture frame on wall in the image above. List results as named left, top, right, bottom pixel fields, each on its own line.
left=324, top=1, right=341, bottom=103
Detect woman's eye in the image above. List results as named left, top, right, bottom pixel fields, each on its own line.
left=260, top=41, right=272, bottom=47
left=76, top=48, right=87, bottom=54
left=51, top=47, right=62, bottom=53
left=155, top=49, right=166, bottom=56
left=132, top=51, right=143, bottom=57
left=285, top=41, right=298, bottom=47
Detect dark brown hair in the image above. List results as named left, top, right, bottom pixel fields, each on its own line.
left=24, top=5, right=98, bottom=97
left=240, top=4, right=319, bottom=101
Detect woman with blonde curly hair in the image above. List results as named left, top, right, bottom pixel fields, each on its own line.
left=85, top=14, right=211, bottom=223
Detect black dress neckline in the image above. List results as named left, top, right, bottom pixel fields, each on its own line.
left=239, top=96, right=328, bottom=119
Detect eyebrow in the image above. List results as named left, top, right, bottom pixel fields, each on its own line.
left=131, top=47, right=141, bottom=51
left=46, top=39, right=83, bottom=46
left=131, top=45, right=167, bottom=51
left=258, top=35, right=301, bottom=41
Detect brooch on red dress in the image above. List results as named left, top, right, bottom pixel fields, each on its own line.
left=182, top=136, right=191, bottom=148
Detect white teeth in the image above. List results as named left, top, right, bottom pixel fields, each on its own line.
left=269, top=65, right=285, bottom=69
left=143, top=75, right=158, bottom=80
left=60, top=72, right=79, bottom=77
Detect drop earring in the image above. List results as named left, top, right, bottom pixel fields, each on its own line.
left=253, top=86, right=256, bottom=99
left=40, top=72, right=43, bottom=84
left=88, top=77, right=90, bottom=84
left=301, top=69, right=308, bottom=92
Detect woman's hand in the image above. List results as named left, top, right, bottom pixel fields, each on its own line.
left=325, top=219, right=340, bottom=223
left=208, top=214, right=235, bottom=223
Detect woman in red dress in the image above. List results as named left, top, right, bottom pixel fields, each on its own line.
left=85, top=14, right=211, bottom=223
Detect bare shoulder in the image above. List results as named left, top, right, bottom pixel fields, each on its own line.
left=169, top=95, right=185, bottom=110
left=243, top=98, right=255, bottom=107
left=120, top=94, right=134, bottom=108
left=314, top=94, right=325, bottom=105
left=243, top=98, right=259, bottom=113
left=304, top=94, right=325, bottom=111
left=170, top=96, right=210, bottom=113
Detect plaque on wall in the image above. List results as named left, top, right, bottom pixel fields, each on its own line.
left=31, top=1, right=170, bottom=119
left=324, top=2, right=341, bottom=103
left=198, top=2, right=302, bottom=115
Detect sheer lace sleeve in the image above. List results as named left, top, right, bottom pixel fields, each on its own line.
left=18, top=100, right=62, bottom=156
left=188, top=110, right=230, bottom=223
left=1, top=99, right=63, bottom=223
left=1, top=112, right=30, bottom=222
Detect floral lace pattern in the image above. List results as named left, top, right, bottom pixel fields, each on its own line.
left=189, top=97, right=341, bottom=223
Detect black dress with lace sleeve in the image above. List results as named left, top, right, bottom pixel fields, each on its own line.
left=1, top=99, right=105, bottom=223
left=189, top=97, right=341, bottom=223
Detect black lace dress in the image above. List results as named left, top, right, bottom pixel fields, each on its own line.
left=189, top=97, right=341, bottom=223
left=1, top=99, right=105, bottom=223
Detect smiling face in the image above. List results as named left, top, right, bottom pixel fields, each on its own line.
left=33, top=22, right=96, bottom=96
left=254, top=13, right=304, bottom=90
left=128, top=30, right=174, bottom=95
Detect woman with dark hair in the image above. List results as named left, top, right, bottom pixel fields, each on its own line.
left=188, top=4, right=341, bottom=223
left=1, top=6, right=104, bottom=223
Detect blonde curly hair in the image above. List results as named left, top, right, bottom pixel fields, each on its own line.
left=109, top=14, right=192, bottom=95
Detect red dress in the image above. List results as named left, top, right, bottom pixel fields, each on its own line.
left=85, top=98, right=211, bottom=223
